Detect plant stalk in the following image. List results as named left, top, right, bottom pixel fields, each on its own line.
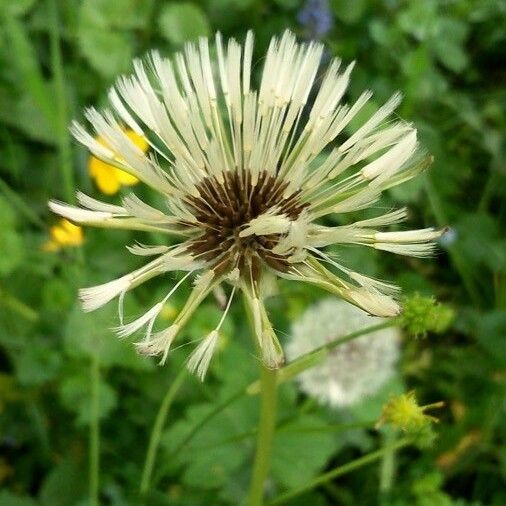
left=248, top=363, right=278, bottom=506
left=379, top=428, right=397, bottom=497
left=140, top=367, right=187, bottom=498
left=89, top=351, right=100, bottom=506
left=268, top=439, right=411, bottom=505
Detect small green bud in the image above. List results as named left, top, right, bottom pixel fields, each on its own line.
left=376, top=391, right=444, bottom=448
left=399, top=294, right=454, bottom=338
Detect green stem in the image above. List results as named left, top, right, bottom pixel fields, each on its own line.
left=478, top=170, right=496, bottom=213
left=248, top=364, right=278, bottom=506
left=0, top=178, right=44, bottom=228
left=173, top=321, right=393, bottom=453
left=89, top=352, right=100, bottom=506
left=379, top=428, right=397, bottom=496
left=49, top=0, right=75, bottom=203
left=190, top=420, right=375, bottom=452
left=267, top=439, right=411, bottom=505
left=0, top=287, right=39, bottom=322
left=140, top=368, right=187, bottom=498
left=171, top=386, right=245, bottom=455
left=248, top=320, right=396, bottom=395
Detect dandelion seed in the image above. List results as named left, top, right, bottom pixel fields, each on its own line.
left=50, top=31, right=443, bottom=377
left=287, top=298, right=400, bottom=407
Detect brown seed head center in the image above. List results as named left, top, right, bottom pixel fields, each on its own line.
left=187, top=170, right=306, bottom=276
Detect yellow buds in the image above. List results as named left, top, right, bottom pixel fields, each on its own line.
left=43, top=219, right=84, bottom=252
left=377, top=391, right=444, bottom=444
left=88, top=129, right=148, bottom=195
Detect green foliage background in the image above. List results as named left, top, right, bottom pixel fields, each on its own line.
left=0, top=0, right=505, bottom=504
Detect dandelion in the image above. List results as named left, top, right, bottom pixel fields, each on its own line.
left=49, top=31, right=443, bottom=379
left=42, top=219, right=83, bottom=252
left=286, top=298, right=400, bottom=407
left=89, top=129, right=148, bottom=195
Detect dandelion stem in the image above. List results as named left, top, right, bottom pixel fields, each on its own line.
left=89, top=351, right=100, bottom=506
left=267, top=438, right=411, bottom=505
left=173, top=321, right=395, bottom=454
left=248, top=363, right=278, bottom=506
left=188, top=420, right=376, bottom=452
left=139, top=367, right=187, bottom=499
left=248, top=320, right=396, bottom=394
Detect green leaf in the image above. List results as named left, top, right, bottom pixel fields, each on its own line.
left=274, top=0, right=300, bottom=9
left=0, top=0, right=36, bottom=17
left=65, top=303, right=153, bottom=371
left=397, top=1, right=438, bottom=41
left=332, top=0, right=367, bottom=24
left=433, top=39, right=468, bottom=73
left=455, top=213, right=505, bottom=272
left=271, top=414, right=338, bottom=489
left=40, top=459, right=86, bottom=506
left=476, top=311, right=506, bottom=365
left=78, top=27, right=134, bottom=78
left=80, top=0, right=152, bottom=30
left=0, top=196, right=24, bottom=275
left=162, top=395, right=257, bottom=488
left=59, top=371, right=117, bottom=425
left=0, top=92, right=58, bottom=144
left=158, top=3, right=210, bottom=45
left=1, top=12, right=57, bottom=130
left=0, top=491, right=37, bottom=506
left=15, top=345, right=62, bottom=386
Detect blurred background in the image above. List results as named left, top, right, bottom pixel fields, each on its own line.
left=0, top=0, right=505, bottom=505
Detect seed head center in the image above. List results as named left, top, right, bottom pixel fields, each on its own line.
left=187, top=170, right=306, bottom=275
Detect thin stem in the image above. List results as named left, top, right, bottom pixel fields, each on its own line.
left=478, top=170, right=496, bottom=213
left=379, top=428, right=397, bottom=496
left=140, top=368, right=187, bottom=498
left=248, top=320, right=396, bottom=394
left=49, top=0, right=75, bottom=203
left=248, top=364, right=278, bottom=506
left=0, top=178, right=44, bottom=228
left=267, top=439, right=411, bottom=505
left=173, top=321, right=393, bottom=453
left=89, top=351, right=100, bottom=506
left=0, top=287, right=39, bottom=322
left=171, top=386, right=246, bottom=454
left=189, top=420, right=375, bottom=452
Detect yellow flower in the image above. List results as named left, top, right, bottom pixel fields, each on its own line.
left=89, top=129, right=148, bottom=195
left=43, top=219, right=84, bottom=252
left=377, top=391, right=444, bottom=432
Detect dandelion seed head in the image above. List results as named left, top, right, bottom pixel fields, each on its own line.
left=49, top=31, right=442, bottom=377
left=287, top=298, right=400, bottom=407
